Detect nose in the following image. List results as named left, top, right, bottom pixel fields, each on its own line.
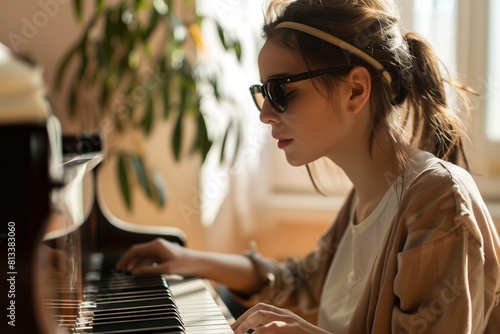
left=259, top=99, right=282, bottom=125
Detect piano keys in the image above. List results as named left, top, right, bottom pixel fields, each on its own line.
left=56, top=253, right=234, bottom=334
left=43, top=249, right=235, bottom=334
left=50, top=149, right=235, bottom=333
left=0, top=119, right=234, bottom=333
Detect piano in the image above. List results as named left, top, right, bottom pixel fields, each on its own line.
left=0, top=57, right=234, bottom=333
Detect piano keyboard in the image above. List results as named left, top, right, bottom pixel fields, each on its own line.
left=169, top=279, right=236, bottom=334
left=56, top=253, right=234, bottom=333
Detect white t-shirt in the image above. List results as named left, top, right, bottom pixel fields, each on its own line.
left=317, top=150, right=440, bottom=333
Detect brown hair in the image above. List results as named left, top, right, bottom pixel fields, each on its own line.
left=261, top=0, right=473, bottom=190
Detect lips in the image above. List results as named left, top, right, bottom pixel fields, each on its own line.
left=276, top=138, right=293, bottom=149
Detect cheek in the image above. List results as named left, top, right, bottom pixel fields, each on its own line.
left=312, top=113, right=345, bottom=147
left=300, top=100, right=345, bottom=139
left=283, top=103, right=346, bottom=166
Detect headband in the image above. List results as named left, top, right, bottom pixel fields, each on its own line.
left=275, top=21, right=392, bottom=84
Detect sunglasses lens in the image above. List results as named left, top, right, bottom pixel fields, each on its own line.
left=266, top=81, right=286, bottom=113
left=250, top=85, right=265, bottom=111
left=253, top=92, right=265, bottom=110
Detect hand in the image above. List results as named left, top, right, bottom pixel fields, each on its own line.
left=115, top=238, right=195, bottom=277
left=231, top=303, right=331, bottom=334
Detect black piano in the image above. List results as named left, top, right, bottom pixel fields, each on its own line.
left=0, top=115, right=234, bottom=332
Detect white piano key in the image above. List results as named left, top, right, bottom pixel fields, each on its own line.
left=169, top=278, right=234, bottom=334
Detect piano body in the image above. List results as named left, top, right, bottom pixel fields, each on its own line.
left=0, top=47, right=234, bottom=333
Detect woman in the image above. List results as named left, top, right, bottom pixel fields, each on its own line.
left=116, top=0, right=500, bottom=332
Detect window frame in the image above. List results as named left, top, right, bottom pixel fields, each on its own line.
left=456, top=0, right=500, bottom=202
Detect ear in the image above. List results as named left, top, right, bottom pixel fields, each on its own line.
left=345, top=66, right=371, bottom=115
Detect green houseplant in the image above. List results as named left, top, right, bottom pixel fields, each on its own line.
left=55, top=0, right=241, bottom=210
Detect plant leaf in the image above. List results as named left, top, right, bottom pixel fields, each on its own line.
left=76, top=38, right=88, bottom=83
left=129, top=154, right=153, bottom=199
left=134, top=0, right=148, bottom=11
left=179, top=78, right=189, bottom=115
left=74, top=0, right=83, bottom=21
left=220, top=120, right=231, bottom=164
left=172, top=109, right=184, bottom=161
left=102, top=13, right=114, bottom=65
left=233, top=40, right=242, bottom=62
left=162, top=74, right=171, bottom=119
left=56, top=13, right=98, bottom=90
left=192, top=111, right=212, bottom=162
left=171, top=75, right=190, bottom=160
left=124, top=77, right=138, bottom=121
left=172, top=112, right=183, bottom=161
left=96, top=0, right=105, bottom=12
left=117, top=153, right=132, bottom=210
left=54, top=42, right=81, bottom=90
left=139, top=94, right=154, bottom=136
left=142, top=9, right=159, bottom=40
left=209, top=76, right=221, bottom=101
left=99, top=75, right=111, bottom=109
left=215, top=21, right=227, bottom=50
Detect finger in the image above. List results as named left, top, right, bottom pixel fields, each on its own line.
left=231, top=303, right=283, bottom=330
left=115, top=244, right=156, bottom=270
left=232, top=311, right=267, bottom=334
left=131, top=264, right=166, bottom=277
left=250, top=321, right=288, bottom=334
left=115, top=252, right=139, bottom=271
left=233, top=304, right=288, bottom=334
left=231, top=304, right=257, bottom=330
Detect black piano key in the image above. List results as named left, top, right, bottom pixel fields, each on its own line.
left=93, top=312, right=181, bottom=326
left=96, top=272, right=164, bottom=284
left=74, top=253, right=232, bottom=333
left=94, top=295, right=177, bottom=310
left=92, top=316, right=184, bottom=333
left=92, top=328, right=184, bottom=334
left=91, top=328, right=185, bottom=333
left=92, top=305, right=180, bottom=321
left=92, top=307, right=181, bottom=324
left=94, top=288, right=171, bottom=303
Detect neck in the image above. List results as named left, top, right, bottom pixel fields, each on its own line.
left=332, top=129, right=400, bottom=223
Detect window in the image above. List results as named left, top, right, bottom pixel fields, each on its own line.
left=412, top=0, right=457, bottom=75
left=486, top=0, right=500, bottom=142
left=456, top=0, right=500, bottom=205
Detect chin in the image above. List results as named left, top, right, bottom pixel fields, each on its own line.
left=284, top=154, right=312, bottom=167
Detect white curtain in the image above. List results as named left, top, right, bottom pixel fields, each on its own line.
left=197, top=0, right=269, bottom=233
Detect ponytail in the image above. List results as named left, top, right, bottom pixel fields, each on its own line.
left=403, top=32, right=473, bottom=169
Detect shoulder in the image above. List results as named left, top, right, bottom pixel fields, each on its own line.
left=397, top=158, right=492, bottom=247
left=401, top=152, right=481, bottom=203
left=404, top=158, right=481, bottom=210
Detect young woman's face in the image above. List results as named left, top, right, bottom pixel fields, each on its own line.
left=257, top=40, right=359, bottom=166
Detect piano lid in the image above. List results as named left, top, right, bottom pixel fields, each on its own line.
left=44, top=152, right=104, bottom=241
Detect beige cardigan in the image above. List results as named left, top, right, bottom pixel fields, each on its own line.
left=240, top=161, right=500, bottom=333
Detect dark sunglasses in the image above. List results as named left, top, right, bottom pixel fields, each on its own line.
left=249, top=66, right=349, bottom=113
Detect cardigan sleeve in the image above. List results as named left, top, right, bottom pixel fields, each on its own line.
left=230, top=191, right=355, bottom=316
left=348, top=163, right=500, bottom=334
left=392, top=219, right=495, bottom=333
